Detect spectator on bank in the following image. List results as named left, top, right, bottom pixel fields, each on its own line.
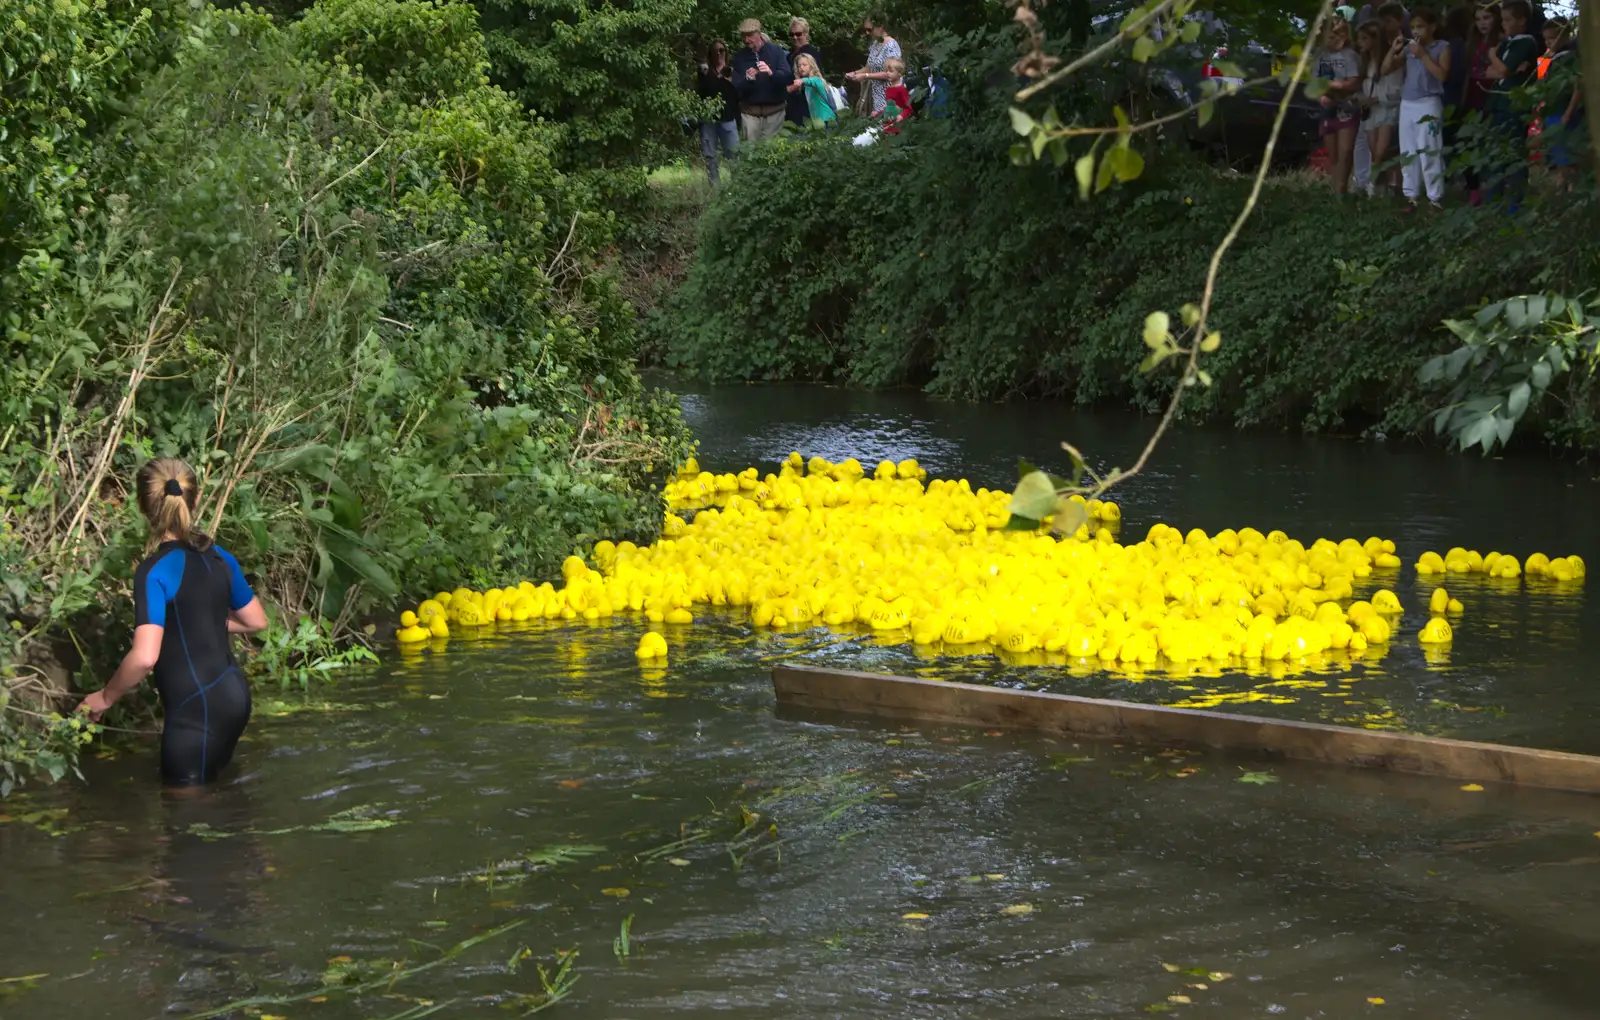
left=1535, top=18, right=1584, bottom=192
left=1357, top=20, right=1404, bottom=196
left=881, top=57, right=913, bottom=134
left=785, top=18, right=823, bottom=127
left=845, top=13, right=902, bottom=116
left=1388, top=8, right=1451, bottom=210
left=1316, top=16, right=1365, bottom=196
left=1458, top=2, right=1502, bottom=204
left=732, top=18, right=794, bottom=143
left=1483, top=0, right=1538, bottom=210
left=787, top=53, right=837, bottom=127
left=1353, top=2, right=1409, bottom=192
left=696, top=40, right=740, bottom=187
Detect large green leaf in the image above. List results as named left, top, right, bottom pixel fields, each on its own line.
left=1008, top=471, right=1059, bottom=521
left=324, top=534, right=398, bottom=597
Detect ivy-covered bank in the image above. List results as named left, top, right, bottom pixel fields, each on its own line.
left=658, top=120, right=1599, bottom=450
left=0, top=0, right=691, bottom=791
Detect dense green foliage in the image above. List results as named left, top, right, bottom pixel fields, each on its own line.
left=1421, top=294, right=1600, bottom=455
left=0, top=0, right=691, bottom=789
left=661, top=106, right=1597, bottom=447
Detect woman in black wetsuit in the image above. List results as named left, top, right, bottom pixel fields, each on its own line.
left=80, top=459, right=267, bottom=785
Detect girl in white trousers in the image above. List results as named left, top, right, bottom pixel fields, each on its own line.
left=1383, top=11, right=1452, bottom=212
left=1399, top=96, right=1445, bottom=206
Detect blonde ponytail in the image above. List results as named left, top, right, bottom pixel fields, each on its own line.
left=135, top=458, right=212, bottom=551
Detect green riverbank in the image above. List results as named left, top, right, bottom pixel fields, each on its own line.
left=0, top=0, right=691, bottom=790
left=655, top=126, right=1599, bottom=450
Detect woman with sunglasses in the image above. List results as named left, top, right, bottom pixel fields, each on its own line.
left=845, top=13, right=901, bottom=117
left=697, top=40, right=740, bottom=186
left=785, top=18, right=823, bottom=126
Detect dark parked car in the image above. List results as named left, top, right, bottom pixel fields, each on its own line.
left=1147, top=27, right=1324, bottom=167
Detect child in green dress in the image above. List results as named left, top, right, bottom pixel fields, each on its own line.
left=787, top=53, right=837, bottom=126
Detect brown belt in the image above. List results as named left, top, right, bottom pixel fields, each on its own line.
left=740, top=103, right=785, bottom=117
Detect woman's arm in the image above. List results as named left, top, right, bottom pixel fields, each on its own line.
left=228, top=596, right=268, bottom=635
left=1422, top=44, right=1450, bottom=82
left=79, top=624, right=164, bottom=721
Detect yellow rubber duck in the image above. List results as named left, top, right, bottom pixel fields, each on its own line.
left=396, top=610, right=429, bottom=644
left=1418, top=617, right=1453, bottom=644
left=1429, top=588, right=1449, bottom=615
left=1370, top=589, right=1403, bottom=614
left=635, top=631, right=669, bottom=660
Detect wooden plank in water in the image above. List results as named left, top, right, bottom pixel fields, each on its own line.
left=772, top=665, right=1600, bottom=794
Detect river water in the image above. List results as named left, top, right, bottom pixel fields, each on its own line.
left=5, top=383, right=1600, bottom=1020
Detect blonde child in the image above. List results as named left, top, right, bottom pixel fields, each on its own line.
left=786, top=52, right=837, bottom=126
left=882, top=57, right=913, bottom=133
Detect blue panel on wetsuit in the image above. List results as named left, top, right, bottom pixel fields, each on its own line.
left=132, top=541, right=256, bottom=785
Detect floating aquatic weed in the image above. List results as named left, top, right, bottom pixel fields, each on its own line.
left=637, top=771, right=882, bottom=871
left=457, top=844, right=606, bottom=888
left=185, top=804, right=400, bottom=841
left=501, top=947, right=580, bottom=1015
left=0, top=973, right=47, bottom=1001
left=612, top=915, right=634, bottom=962
left=0, top=807, right=76, bottom=838
left=1236, top=769, right=1278, bottom=785
left=185, top=920, right=528, bottom=1020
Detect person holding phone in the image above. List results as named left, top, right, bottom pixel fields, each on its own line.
left=731, top=18, right=793, bottom=143
left=1387, top=8, right=1452, bottom=210
left=697, top=40, right=740, bottom=186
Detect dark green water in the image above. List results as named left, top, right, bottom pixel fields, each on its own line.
left=5, top=383, right=1600, bottom=1020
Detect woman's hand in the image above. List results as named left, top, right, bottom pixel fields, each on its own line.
left=79, top=689, right=114, bottom=723
left=845, top=70, right=860, bottom=81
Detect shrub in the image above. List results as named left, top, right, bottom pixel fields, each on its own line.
left=662, top=120, right=1598, bottom=442
left=0, top=0, right=692, bottom=790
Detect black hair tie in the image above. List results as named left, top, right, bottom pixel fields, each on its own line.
left=164, top=478, right=184, bottom=497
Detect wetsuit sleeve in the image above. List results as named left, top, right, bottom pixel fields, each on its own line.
left=134, top=550, right=185, bottom=628
left=215, top=546, right=256, bottom=611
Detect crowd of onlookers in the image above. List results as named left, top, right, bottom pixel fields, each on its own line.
left=693, top=12, right=914, bottom=186
left=690, top=2, right=1584, bottom=204
left=1316, top=0, right=1584, bottom=211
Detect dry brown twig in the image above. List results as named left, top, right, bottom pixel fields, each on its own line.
left=1079, top=0, right=1335, bottom=498
left=58, top=266, right=184, bottom=555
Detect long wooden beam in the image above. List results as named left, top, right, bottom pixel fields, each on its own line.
left=772, top=665, right=1600, bottom=793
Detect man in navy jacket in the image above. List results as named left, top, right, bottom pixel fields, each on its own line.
left=731, top=18, right=793, bottom=142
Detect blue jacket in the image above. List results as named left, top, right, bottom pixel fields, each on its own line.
left=731, top=42, right=793, bottom=109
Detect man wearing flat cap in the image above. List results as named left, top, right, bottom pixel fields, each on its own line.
left=731, top=17, right=793, bottom=142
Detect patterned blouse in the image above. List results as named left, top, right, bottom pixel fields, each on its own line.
left=866, top=36, right=903, bottom=115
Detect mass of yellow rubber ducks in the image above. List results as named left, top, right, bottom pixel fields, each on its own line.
left=394, top=453, right=1586, bottom=676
